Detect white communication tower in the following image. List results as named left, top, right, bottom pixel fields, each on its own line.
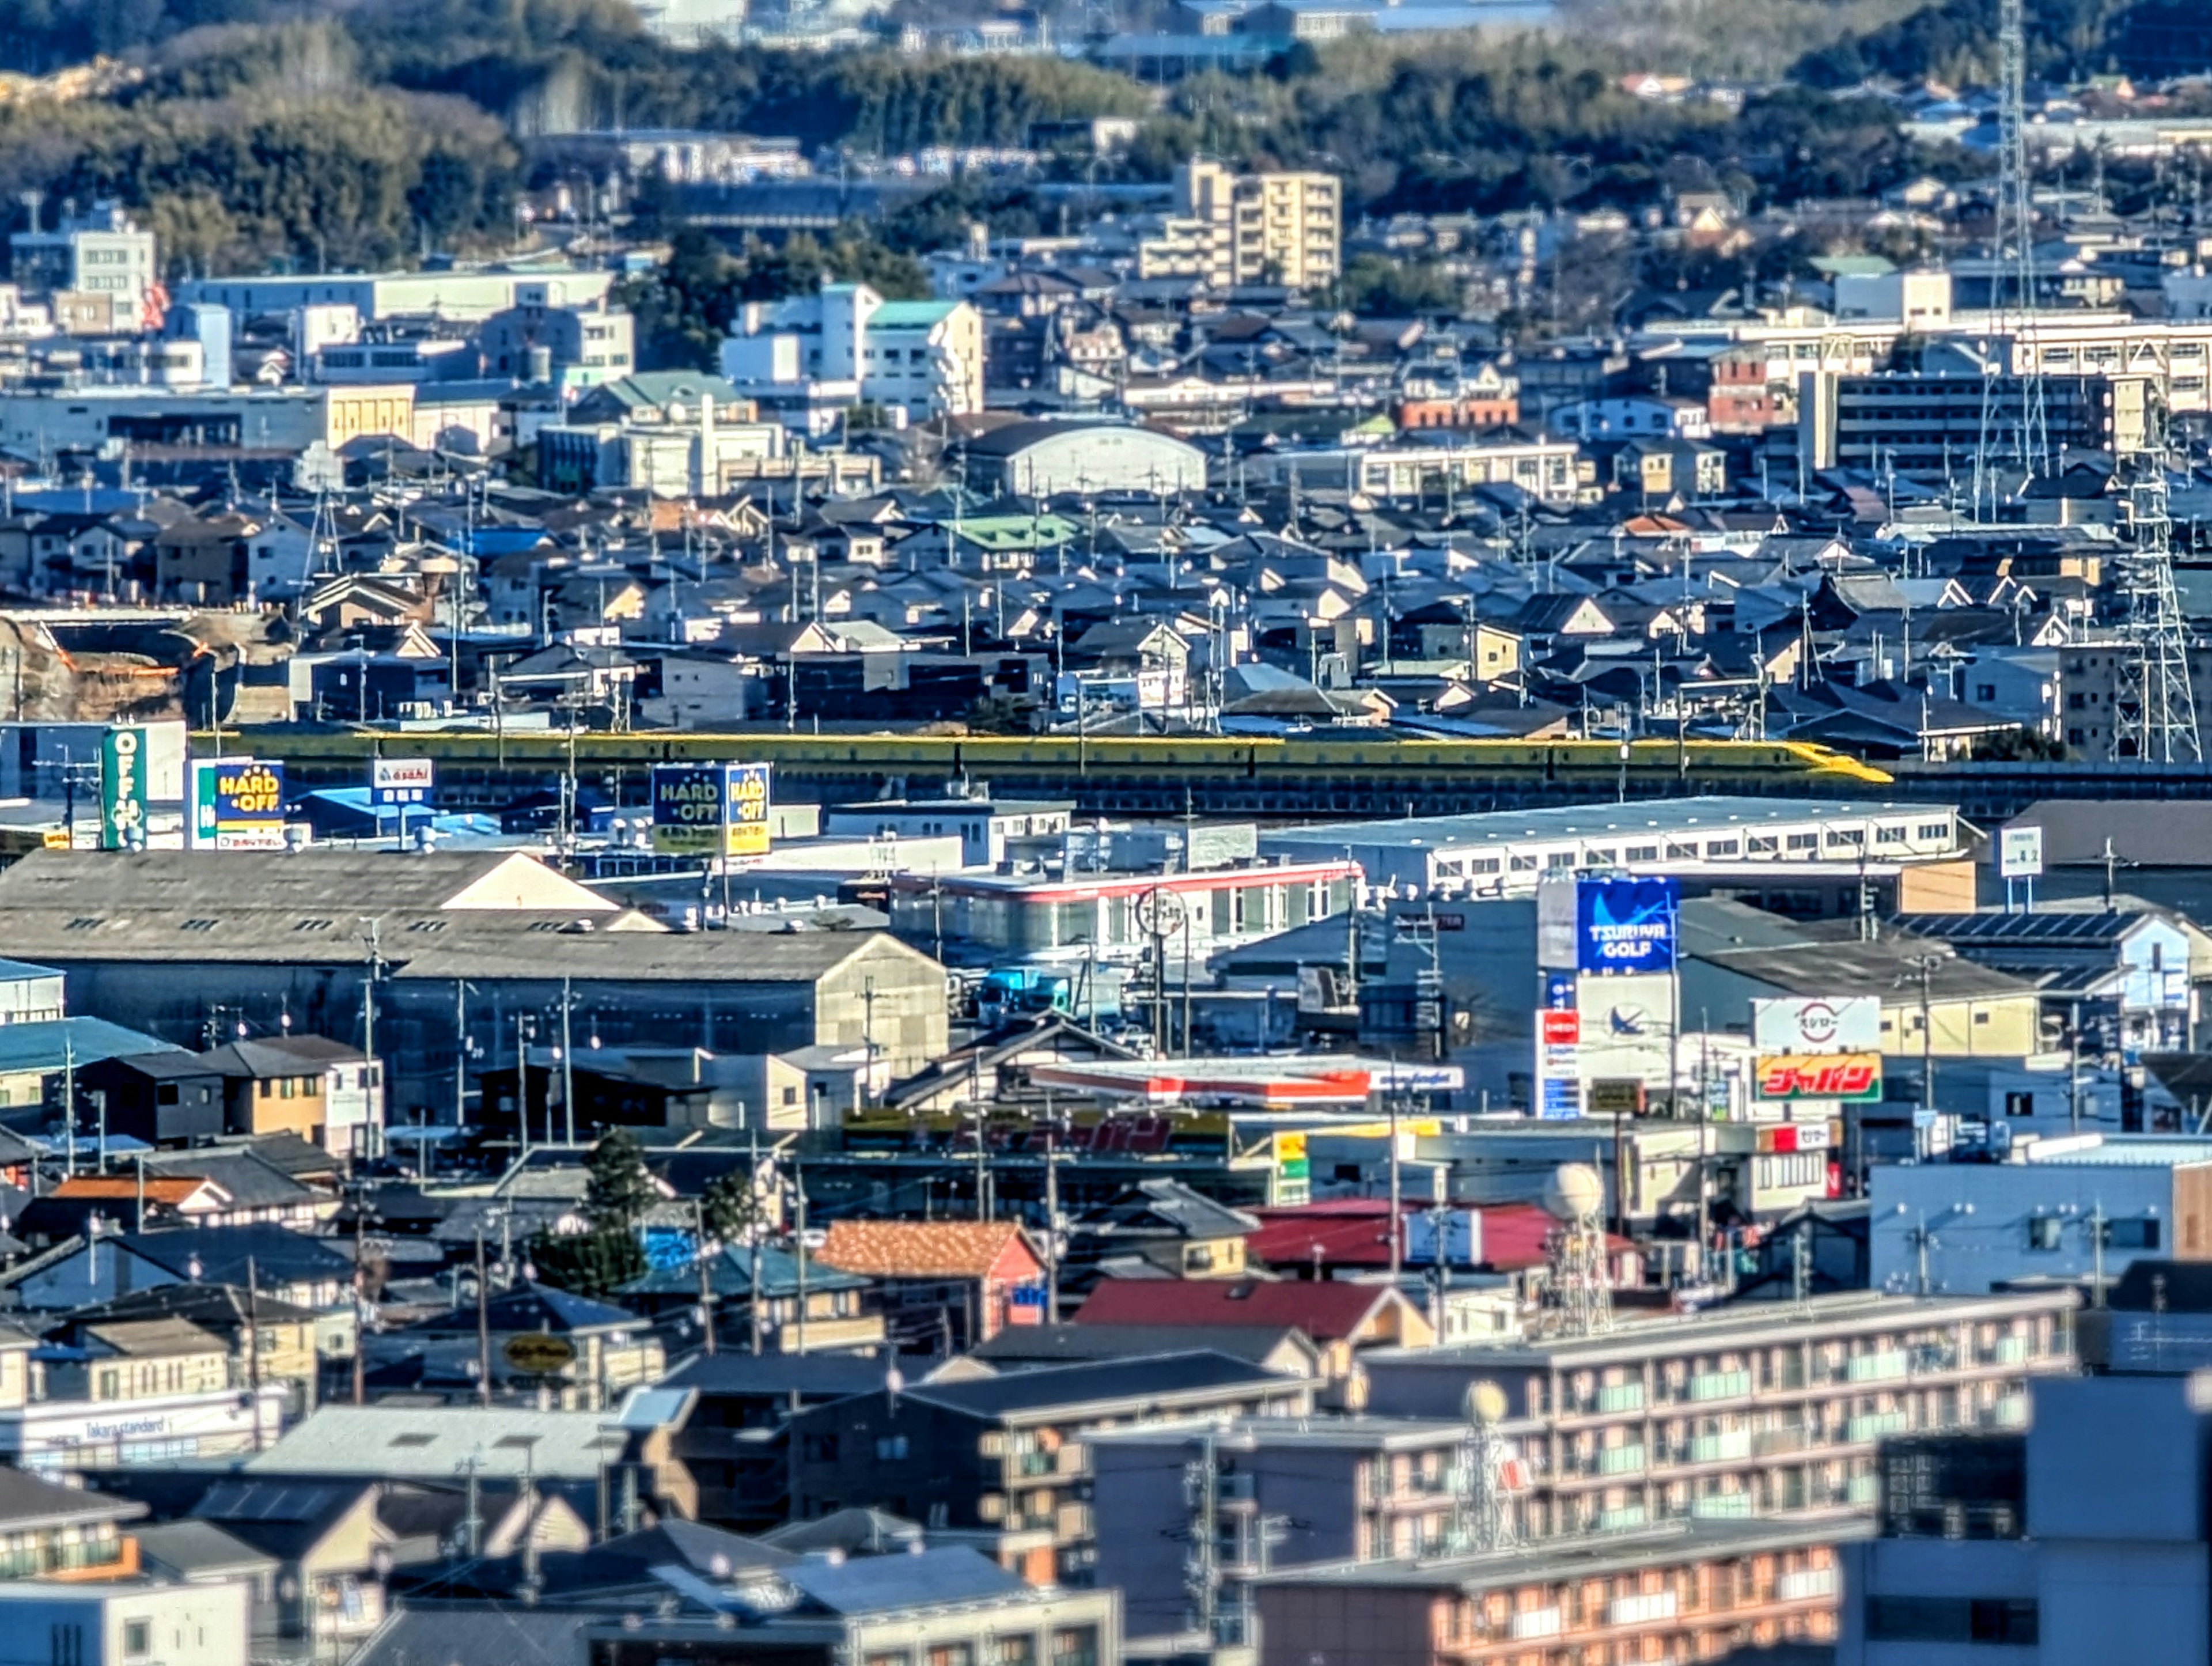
left=1456, top=1380, right=1521, bottom=1554
left=1536, top=1163, right=1613, bottom=1340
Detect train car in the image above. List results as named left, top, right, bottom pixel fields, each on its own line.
left=233, top=728, right=1893, bottom=815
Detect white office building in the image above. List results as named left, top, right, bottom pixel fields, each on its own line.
left=1262, top=797, right=1966, bottom=899
left=720, top=282, right=984, bottom=434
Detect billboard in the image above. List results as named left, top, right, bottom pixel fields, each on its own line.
left=1575, top=971, right=1677, bottom=1089
left=372, top=757, right=436, bottom=808
left=1752, top=997, right=1882, bottom=1055
left=1999, top=826, right=2044, bottom=879
left=191, top=758, right=287, bottom=851
left=652, top=762, right=772, bottom=857
left=1755, top=1051, right=1884, bottom=1103
left=1536, top=1008, right=1581, bottom=1119
left=99, top=726, right=148, bottom=850
left=1575, top=877, right=1679, bottom=975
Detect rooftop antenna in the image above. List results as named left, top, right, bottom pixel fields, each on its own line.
left=1456, top=1380, right=1518, bottom=1553
left=1976, top=0, right=2051, bottom=518
left=1535, top=1163, right=1612, bottom=1339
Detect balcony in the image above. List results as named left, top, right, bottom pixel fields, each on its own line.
left=1597, top=1383, right=1646, bottom=1414
left=1690, top=1492, right=1754, bottom=1520
left=1753, top=1426, right=1810, bottom=1458
left=1847, top=1473, right=1880, bottom=1505
left=1777, top=1567, right=1837, bottom=1602
left=1507, top=1608, right=1562, bottom=1641
left=1690, top=1429, right=1752, bottom=1464
left=1847, top=1410, right=1910, bottom=1444
left=1690, top=1369, right=1752, bottom=1403
left=1608, top=1591, right=1678, bottom=1626
left=1990, top=1334, right=2029, bottom=1366
left=1846, top=1350, right=1910, bottom=1384
left=1597, top=1444, right=1647, bottom=1476
left=1599, top=1502, right=1648, bottom=1531
left=1986, top=1395, right=2029, bottom=1429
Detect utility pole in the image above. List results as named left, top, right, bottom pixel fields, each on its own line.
left=62, top=1034, right=75, bottom=1179
left=1386, top=1083, right=1403, bottom=1283
left=560, top=975, right=576, bottom=1147
left=693, top=1197, right=717, bottom=1357
left=1043, top=1112, right=1062, bottom=1325
left=749, top=1132, right=765, bottom=1356
left=475, top=1227, right=493, bottom=1407
left=359, top=918, right=382, bottom=1088
left=245, top=1255, right=264, bottom=1452
left=792, top=1165, right=809, bottom=1355
left=2090, top=1198, right=2108, bottom=1307
left=2069, top=999, right=2085, bottom=1133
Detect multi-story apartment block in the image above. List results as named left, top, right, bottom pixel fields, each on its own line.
left=1839, top=1369, right=2212, bottom=1664
left=1361, top=1290, right=2077, bottom=1538
left=2059, top=635, right=2212, bottom=762
left=1164, top=160, right=1342, bottom=291
left=1091, top=1415, right=1478, bottom=1640
left=9, top=200, right=158, bottom=317
left=787, top=1351, right=1314, bottom=1587
left=1253, top=1516, right=1861, bottom=1666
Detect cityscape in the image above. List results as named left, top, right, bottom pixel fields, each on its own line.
left=3, top=0, right=2212, bottom=1664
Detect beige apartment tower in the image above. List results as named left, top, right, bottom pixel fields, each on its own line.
left=1171, top=159, right=1343, bottom=291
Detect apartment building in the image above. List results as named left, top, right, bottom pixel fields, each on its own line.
left=1164, top=160, right=1343, bottom=291
left=1253, top=1516, right=1861, bottom=1666
left=1361, top=1290, right=2077, bottom=1538
left=2058, top=635, right=2212, bottom=762
left=1797, top=367, right=2135, bottom=475
left=1838, top=1370, right=2212, bottom=1664
left=1090, top=1415, right=1482, bottom=1640
left=586, top=1546, right=1121, bottom=1666
left=9, top=201, right=158, bottom=315
left=786, top=1351, right=1314, bottom=1586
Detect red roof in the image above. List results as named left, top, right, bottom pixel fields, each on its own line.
left=1070, top=1275, right=1405, bottom=1341
left=1244, top=1199, right=1613, bottom=1274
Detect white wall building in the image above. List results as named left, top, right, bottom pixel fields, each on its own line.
left=0, top=1580, right=250, bottom=1666
left=720, top=282, right=984, bottom=434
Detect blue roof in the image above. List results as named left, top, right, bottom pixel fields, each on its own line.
left=0, top=959, right=59, bottom=982
left=783, top=1546, right=1027, bottom=1615
left=117, top=1224, right=352, bottom=1285
left=870, top=301, right=959, bottom=327
left=621, top=1244, right=869, bottom=1300
left=406, top=1281, right=642, bottom=1335
left=0, top=1017, right=183, bottom=1076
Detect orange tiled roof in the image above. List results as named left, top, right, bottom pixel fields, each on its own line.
left=49, top=1177, right=207, bottom=1204
left=814, top=1220, right=1035, bottom=1280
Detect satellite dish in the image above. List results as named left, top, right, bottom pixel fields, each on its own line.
left=1543, top=1163, right=1605, bottom=1225
left=1465, top=1379, right=1509, bottom=1426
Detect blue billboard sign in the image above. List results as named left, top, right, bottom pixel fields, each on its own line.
left=1575, top=877, right=1679, bottom=975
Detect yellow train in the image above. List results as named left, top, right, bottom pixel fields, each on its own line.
left=234, top=728, right=1893, bottom=793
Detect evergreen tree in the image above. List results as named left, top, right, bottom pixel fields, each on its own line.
left=700, top=1164, right=762, bottom=1245
left=584, top=1128, right=659, bottom=1233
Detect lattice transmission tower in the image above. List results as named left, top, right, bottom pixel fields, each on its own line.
left=2114, top=388, right=2200, bottom=763
left=1975, top=0, right=2051, bottom=517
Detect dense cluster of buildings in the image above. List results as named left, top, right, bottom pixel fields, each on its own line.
left=11, top=44, right=2212, bottom=1666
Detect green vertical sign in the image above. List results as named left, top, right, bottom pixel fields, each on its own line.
left=100, top=726, right=147, bottom=850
